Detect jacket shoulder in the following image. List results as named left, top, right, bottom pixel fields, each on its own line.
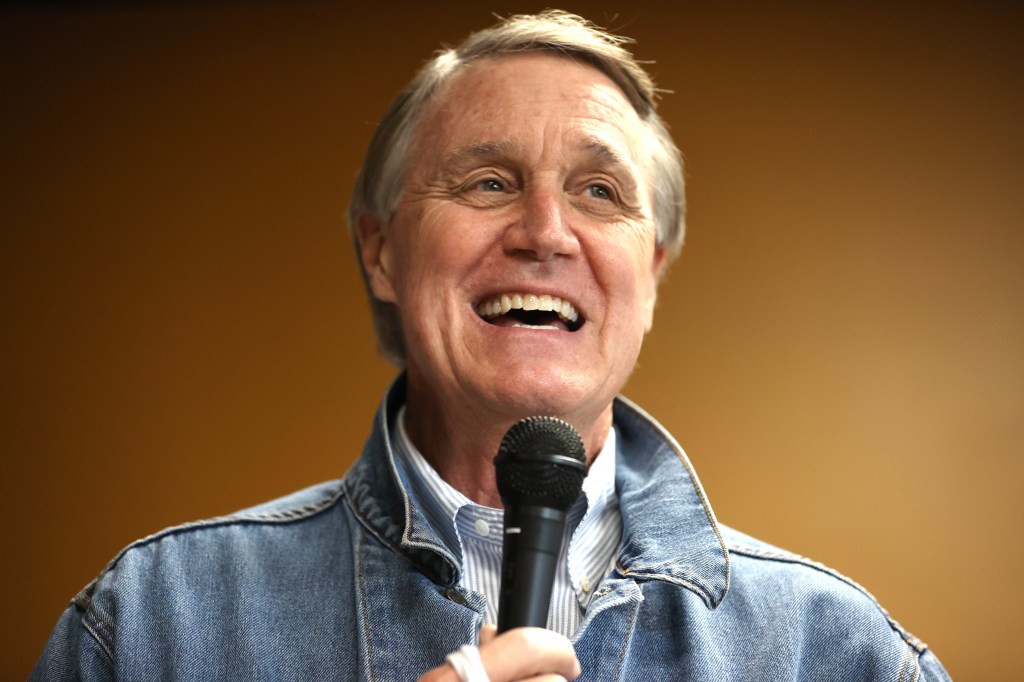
left=719, top=525, right=931, bottom=657
left=73, top=479, right=347, bottom=611
left=37, top=480, right=363, bottom=676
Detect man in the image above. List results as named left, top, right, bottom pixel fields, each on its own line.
left=33, top=11, right=949, bottom=681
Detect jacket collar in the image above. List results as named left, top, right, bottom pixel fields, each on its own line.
left=343, top=374, right=730, bottom=608
left=611, top=396, right=729, bottom=609
left=342, top=373, right=462, bottom=586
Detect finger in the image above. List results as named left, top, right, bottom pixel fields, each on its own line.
left=418, top=663, right=569, bottom=682
left=416, top=663, right=460, bottom=682
left=479, top=624, right=498, bottom=645
left=480, top=627, right=581, bottom=682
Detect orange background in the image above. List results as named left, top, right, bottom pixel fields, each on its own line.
left=3, top=2, right=1021, bottom=679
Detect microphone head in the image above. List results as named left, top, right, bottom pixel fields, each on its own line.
left=494, top=416, right=587, bottom=511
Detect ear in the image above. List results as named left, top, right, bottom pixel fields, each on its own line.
left=355, top=213, right=398, bottom=304
left=642, top=246, right=668, bottom=333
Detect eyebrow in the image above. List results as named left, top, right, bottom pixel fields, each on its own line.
left=444, top=139, right=636, bottom=174
left=444, top=141, right=518, bottom=166
left=582, top=139, right=629, bottom=167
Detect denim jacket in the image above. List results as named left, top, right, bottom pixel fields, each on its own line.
left=33, top=378, right=950, bottom=680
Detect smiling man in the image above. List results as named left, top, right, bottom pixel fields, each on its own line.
left=356, top=51, right=665, bottom=507
left=33, top=11, right=949, bottom=682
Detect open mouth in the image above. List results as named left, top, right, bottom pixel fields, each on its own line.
left=476, top=293, right=584, bottom=332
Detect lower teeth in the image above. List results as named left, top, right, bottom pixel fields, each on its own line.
left=511, top=323, right=559, bottom=330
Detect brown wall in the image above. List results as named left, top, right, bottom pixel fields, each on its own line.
left=3, top=2, right=1021, bottom=678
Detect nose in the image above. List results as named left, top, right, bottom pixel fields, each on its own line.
left=502, top=187, right=581, bottom=261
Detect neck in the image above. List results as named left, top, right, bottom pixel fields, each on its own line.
left=401, top=375, right=612, bottom=508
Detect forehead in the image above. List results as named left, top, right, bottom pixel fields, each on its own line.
left=412, top=52, right=646, bottom=168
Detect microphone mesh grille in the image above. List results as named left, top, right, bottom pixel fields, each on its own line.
left=494, top=416, right=587, bottom=511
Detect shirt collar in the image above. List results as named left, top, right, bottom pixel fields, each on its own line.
left=391, top=406, right=620, bottom=560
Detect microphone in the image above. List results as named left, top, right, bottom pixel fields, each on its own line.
left=494, top=416, right=587, bottom=633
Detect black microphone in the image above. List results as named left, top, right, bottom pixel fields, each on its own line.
left=494, top=416, right=587, bottom=633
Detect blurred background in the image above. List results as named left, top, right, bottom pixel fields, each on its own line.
left=2, top=1, right=1021, bottom=678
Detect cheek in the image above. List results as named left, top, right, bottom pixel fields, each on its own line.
left=387, top=228, right=447, bottom=299
left=601, top=233, right=658, bottom=296
left=387, top=213, right=487, bottom=321
left=397, top=207, right=493, bottom=274
left=596, top=235, right=660, bottom=336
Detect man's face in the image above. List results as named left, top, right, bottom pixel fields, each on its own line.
left=363, top=53, right=665, bottom=426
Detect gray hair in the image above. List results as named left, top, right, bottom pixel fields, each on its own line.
left=348, top=10, right=686, bottom=366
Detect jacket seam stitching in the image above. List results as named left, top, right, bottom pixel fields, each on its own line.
left=612, top=597, right=640, bottom=681
left=82, top=603, right=116, bottom=663
left=897, top=638, right=912, bottom=682
left=356, top=528, right=379, bottom=682
left=615, top=562, right=716, bottom=608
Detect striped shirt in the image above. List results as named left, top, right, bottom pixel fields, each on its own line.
left=392, top=407, right=623, bottom=638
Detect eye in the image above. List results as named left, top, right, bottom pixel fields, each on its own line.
left=586, top=183, right=613, bottom=201
left=477, top=178, right=506, bottom=192
left=456, top=174, right=517, bottom=208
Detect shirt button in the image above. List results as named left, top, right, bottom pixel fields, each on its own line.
left=474, top=519, right=491, bottom=537
left=582, top=576, right=592, bottom=593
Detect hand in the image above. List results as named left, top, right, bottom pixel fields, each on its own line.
left=418, top=625, right=581, bottom=682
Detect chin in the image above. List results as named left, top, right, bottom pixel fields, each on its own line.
left=482, top=367, right=607, bottom=420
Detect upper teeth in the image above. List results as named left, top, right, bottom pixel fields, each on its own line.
left=477, top=293, right=579, bottom=323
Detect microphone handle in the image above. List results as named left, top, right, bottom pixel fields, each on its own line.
left=497, top=504, right=567, bottom=633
